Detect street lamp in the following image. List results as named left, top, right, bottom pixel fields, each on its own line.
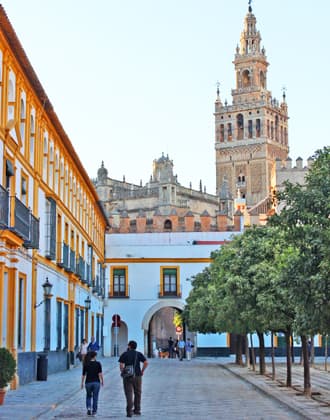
left=84, top=295, right=91, bottom=310
left=34, top=277, right=53, bottom=308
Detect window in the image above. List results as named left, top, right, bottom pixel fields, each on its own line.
left=110, top=267, right=128, bottom=297
left=17, top=276, right=25, bottom=349
left=160, top=267, right=180, bottom=297
left=236, top=114, right=244, bottom=140
left=256, top=119, right=261, bottom=137
left=21, top=175, right=28, bottom=206
left=45, top=197, right=56, bottom=260
left=75, top=307, right=80, bottom=348
left=227, top=123, right=232, bottom=141
left=56, top=301, right=62, bottom=350
left=220, top=124, right=224, bottom=142
left=64, top=303, right=69, bottom=349
left=164, top=219, right=172, bottom=230
left=248, top=120, right=253, bottom=138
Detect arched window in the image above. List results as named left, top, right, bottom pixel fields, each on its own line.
left=260, top=71, right=266, bottom=88
left=256, top=119, right=261, bottom=137
left=275, top=116, right=279, bottom=141
left=236, top=114, right=244, bottom=140
left=227, top=123, right=232, bottom=141
left=248, top=120, right=253, bottom=138
left=29, top=114, right=35, bottom=166
left=220, top=124, right=224, bottom=142
left=164, top=219, right=172, bottom=230
left=20, top=98, right=26, bottom=148
left=242, top=70, right=251, bottom=88
left=42, top=134, right=48, bottom=182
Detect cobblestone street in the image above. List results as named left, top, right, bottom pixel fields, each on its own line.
left=1, top=358, right=305, bottom=419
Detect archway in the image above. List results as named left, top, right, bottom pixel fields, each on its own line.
left=141, top=300, right=185, bottom=357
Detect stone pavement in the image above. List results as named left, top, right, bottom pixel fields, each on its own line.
left=0, top=356, right=330, bottom=419
left=223, top=359, right=330, bottom=419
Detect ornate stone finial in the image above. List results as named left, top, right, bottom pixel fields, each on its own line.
left=216, top=81, right=220, bottom=98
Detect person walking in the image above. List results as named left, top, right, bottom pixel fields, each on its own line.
left=185, top=338, right=194, bottom=361
left=178, top=338, right=185, bottom=361
left=87, top=336, right=100, bottom=352
left=168, top=336, right=174, bottom=358
left=119, top=340, right=148, bottom=417
left=79, top=338, right=89, bottom=362
left=81, top=351, right=104, bottom=416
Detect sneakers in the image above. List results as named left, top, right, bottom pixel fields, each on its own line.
left=87, top=409, right=92, bottom=416
left=92, top=411, right=97, bottom=417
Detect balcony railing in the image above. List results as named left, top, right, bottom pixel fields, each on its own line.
left=108, top=286, right=130, bottom=299
left=76, top=256, right=86, bottom=281
left=158, top=285, right=182, bottom=298
left=14, top=197, right=30, bottom=241
left=0, top=185, right=39, bottom=249
left=0, top=185, right=9, bottom=226
left=23, top=213, right=40, bottom=249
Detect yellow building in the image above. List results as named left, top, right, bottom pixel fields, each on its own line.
left=0, top=5, right=108, bottom=385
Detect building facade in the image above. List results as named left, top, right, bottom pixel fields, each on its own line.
left=0, top=6, right=108, bottom=386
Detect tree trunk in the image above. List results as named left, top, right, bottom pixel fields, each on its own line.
left=271, top=331, right=276, bottom=380
left=325, top=335, right=328, bottom=372
left=257, top=330, right=266, bottom=375
left=245, top=334, right=250, bottom=368
left=285, top=330, right=292, bottom=387
left=301, top=335, right=312, bottom=397
left=235, top=334, right=243, bottom=366
left=291, top=332, right=295, bottom=364
left=250, top=333, right=256, bottom=372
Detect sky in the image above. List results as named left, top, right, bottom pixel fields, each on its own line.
left=2, top=0, right=329, bottom=194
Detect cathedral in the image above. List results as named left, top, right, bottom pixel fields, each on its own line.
left=94, top=2, right=310, bottom=229
left=0, top=1, right=315, bottom=387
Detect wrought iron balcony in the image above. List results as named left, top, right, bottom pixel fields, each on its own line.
left=0, top=185, right=9, bottom=227
left=0, top=185, right=39, bottom=249
left=23, top=213, right=40, bottom=249
left=158, top=285, right=182, bottom=298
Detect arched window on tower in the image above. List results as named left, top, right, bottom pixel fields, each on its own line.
left=256, top=119, right=261, bottom=137
left=164, top=219, right=172, bottom=231
left=271, top=121, right=274, bottom=139
left=260, top=71, right=266, bottom=88
left=242, top=70, right=251, bottom=88
left=227, top=123, right=232, bottom=141
left=248, top=120, right=253, bottom=138
left=275, top=116, right=279, bottom=141
left=267, top=120, right=270, bottom=137
left=236, top=114, right=244, bottom=140
left=220, top=124, right=224, bottom=142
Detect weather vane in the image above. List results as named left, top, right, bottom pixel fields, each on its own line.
left=248, top=0, right=252, bottom=11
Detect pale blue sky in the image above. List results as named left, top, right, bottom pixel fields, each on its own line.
left=3, top=0, right=329, bottom=193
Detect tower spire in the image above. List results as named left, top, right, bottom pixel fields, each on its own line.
left=248, top=0, right=252, bottom=13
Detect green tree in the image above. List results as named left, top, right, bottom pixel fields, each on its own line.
left=270, top=146, right=330, bottom=396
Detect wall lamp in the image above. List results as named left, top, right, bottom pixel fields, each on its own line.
left=84, top=295, right=91, bottom=310
left=34, top=277, right=53, bottom=308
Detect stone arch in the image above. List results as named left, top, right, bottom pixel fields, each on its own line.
left=141, top=300, right=185, bottom=331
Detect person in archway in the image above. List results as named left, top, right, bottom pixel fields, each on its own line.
left=119, top=340, right=148, bottom=417
left=168, top=336, right=174, bottom=358
left=185, top=338, right=194, bottom=361
left=178, top=338, right=185, bottom=361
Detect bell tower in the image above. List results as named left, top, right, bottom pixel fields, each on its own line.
left=214, top=2, right=289, bottom=208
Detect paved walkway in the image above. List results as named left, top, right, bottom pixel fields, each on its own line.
left=1, top=357, right=330, bottom=419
